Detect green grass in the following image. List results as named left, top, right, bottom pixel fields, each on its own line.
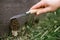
left=1, top=9, right=60, bottom=40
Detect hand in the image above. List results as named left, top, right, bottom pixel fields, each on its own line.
left=29, top=0, right=60, bottom=15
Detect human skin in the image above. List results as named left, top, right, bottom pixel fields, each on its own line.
left=29, top=0, right=60, bottom=15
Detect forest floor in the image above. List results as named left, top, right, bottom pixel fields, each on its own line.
left=0, top=9, right=60, bottom=40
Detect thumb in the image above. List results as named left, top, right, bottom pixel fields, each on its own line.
left=30, top=1, right=45, bottom=10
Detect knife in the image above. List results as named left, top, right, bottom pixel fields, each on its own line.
left=9, top=10, right=36, bottom=36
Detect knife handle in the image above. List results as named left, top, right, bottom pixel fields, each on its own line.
left=26, top=10, right=37, bottom=14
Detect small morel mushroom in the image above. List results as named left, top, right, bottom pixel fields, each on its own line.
left=9, top=18, right=20, bottom=36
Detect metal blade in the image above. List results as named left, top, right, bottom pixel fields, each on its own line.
left=10, top=11, right=31, bottom=20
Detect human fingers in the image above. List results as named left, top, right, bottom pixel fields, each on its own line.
left=36, top=7, right=52, bottom=15
left=30, top=1, right=45, bottom=10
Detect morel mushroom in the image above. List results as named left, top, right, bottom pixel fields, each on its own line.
left=9, top=18, right=20, bottom=36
